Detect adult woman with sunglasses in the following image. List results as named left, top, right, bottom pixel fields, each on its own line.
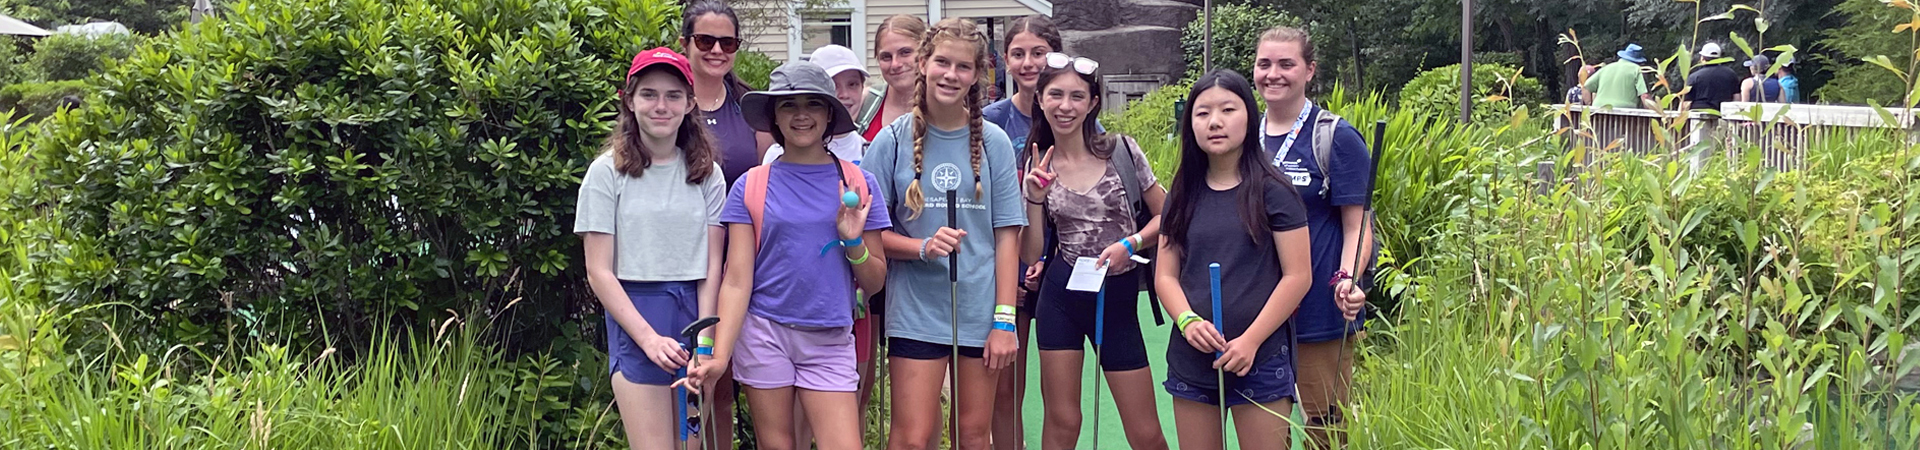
left=1021, top=53, right=1169, bottom=450
left=683, top=0, right=775, bottom=186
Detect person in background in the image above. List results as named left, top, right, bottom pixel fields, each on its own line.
left=862, top=15, right=929, bottom=143
left=1251, top=26, right=1374, bottom=449
left=683, top=0, right=775, bottom=186
left=1585, top=44, right=1657, bottom=110
left=1739, top=54, right=1784, bottom=103
left=1684, top=42, right=1740, bottom=111
left=1565, top=64, right=1594, bottom=106
left=1778, top=57, right=1801, bottom=103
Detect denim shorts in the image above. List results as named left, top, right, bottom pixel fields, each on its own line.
left=1163, top=348, right=1296, bottom=408
left=606, top=280, right=698, bottom=386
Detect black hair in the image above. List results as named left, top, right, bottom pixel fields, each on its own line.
left=1162, top=69, right=1286, bottom=250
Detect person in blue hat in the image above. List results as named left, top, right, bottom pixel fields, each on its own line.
left=1585, top=43, right=1656, bottom=110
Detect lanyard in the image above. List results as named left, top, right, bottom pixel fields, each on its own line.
left=1263, top=100, right=1314, bottom=167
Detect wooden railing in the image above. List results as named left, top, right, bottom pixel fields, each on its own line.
left=1551, top=103, right=1917, bottom=171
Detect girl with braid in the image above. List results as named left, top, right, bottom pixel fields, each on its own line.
left=860, top=17, right=1026, bottom=450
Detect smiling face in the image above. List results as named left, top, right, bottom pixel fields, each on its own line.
left=1038, top=72, right=1096, bottom=136
left=628, top=69, right=694, bottom=141
left=921, top=40, right=980, bottom=108
left=832, top=71, right=866, bottom=112
left=1190, top=86, right=1250, bottom=156
left=1253, top=39, right=1314, bottom=108
left=876, top=31, right=921, bottom=92
left=773, top=95, right=832, bottom=149
left=682, top=13, right=738, bottom=81
left=1005, top=32, right=1052, bottom=95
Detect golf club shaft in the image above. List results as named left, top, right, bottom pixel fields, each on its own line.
left=1091, top=283, right=1107, bottom=449
left=946, top=189, right=960, bottom=447
left=1208, top=262, right=1226, bottom=440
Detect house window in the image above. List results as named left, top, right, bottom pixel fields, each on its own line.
left=799, top=11, right=853, bottom=57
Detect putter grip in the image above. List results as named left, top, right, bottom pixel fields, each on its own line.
left=1208, top=263, right=1223, bottom=356
left=946, top=189, right=959, bottom=282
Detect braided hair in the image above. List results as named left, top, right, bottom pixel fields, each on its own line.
left=901, top=17, right=990, bottom=220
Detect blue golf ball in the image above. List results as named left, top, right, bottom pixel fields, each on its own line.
left=842, top=191, right=860, bottom=208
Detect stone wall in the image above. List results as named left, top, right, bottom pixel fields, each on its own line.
left=1057, top=0, right=1199, bottom=113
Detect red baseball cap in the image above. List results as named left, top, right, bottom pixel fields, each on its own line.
left=627, top=47, right=693, bottom=86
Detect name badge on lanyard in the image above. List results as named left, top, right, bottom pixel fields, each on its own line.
left=1264, top=100, right=1315, bottom=169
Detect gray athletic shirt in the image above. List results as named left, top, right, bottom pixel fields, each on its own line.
left=862, top=114, right=1027, bottom=348
left=574, top=153, right=727, bottom=281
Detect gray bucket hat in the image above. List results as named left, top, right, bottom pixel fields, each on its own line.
left=741, top=61, right=858, bottom=137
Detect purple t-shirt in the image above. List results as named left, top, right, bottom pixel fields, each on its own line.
left=721, top=160, right=892, bottom=328
left=710, top=90, right=761, bottom=187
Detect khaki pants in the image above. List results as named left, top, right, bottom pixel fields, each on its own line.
left=1294, top=335, right=1357, bottom=449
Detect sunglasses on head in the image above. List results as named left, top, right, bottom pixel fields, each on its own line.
left=1045, top=53, right=1099, bottom=75
left=688, top=34, right=741, bottom=54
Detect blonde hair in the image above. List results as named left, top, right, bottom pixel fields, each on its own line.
left=1258, top=26, right=1316, bottom=64
left=901, top=17, right=989, bottom=220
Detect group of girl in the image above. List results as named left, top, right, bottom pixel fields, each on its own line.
left=575, top=2, right=1374, bottom=449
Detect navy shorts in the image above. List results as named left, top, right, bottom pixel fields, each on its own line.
left=1035, top=258, right=1149, bottom=372
left=607, top=280, right=699, bottom=386
left=889, top=337, right=985, bottom=360
left=1163, top=347, right=1295, bottom=408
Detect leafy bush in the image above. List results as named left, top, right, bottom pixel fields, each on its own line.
left=1110, top=81, right=1191, bottom=183
left=735, top=50, right=777, bottom=91
left=1818, top=0, right=1911, bottom=105
left=0, top=79, right=91, bottom=119
left=1180, top=3, right=1300, bottom=81
left=25, top=32, right=139, bottom=81
left=27, top=0, right=682, bottom=351
left=1396, top=63, right=1543, bottom=126
left=0, top=40, right=21, bottom=86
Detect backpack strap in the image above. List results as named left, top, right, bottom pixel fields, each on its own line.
left=1106, top=135, right=1145, bottom=221
left=837, top=159, right=871, bottom=209
left=742, top=165, right=773, bottom=252
left=1311, top=109, right=1342, bottom=200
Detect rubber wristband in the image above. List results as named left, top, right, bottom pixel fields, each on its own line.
left=694, top=346, right=714, bottom=356
left=698, top=336, right=714, bottom=346
left=1176, top=311, right=1202, bottom=333
left=1120, top=237, right=1136, bottom=255
left=918, top=238, right=932, bottom=261
left=992, top=322, right=1017, bottom=332
left=841, top=236, right=863, bottom=248
left=847, top=246, right=871, bottom=265
left=994, top=305, right=1017, bottom=315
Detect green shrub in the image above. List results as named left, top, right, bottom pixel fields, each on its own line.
left=0, top=40, right=21, bottom=86
left=1180, top=3, right=1300, bottom=81
left=1110, top=81, right=1190, bottom=183
left=1396, top=63, right=1543, bottom=126
left=28, top=0, right=682, bottom=351
left=0, top=80, right=91, bottom=119
left=25, top=32, right=139, bottom=81
left=735, top=50, right=777, bottom=90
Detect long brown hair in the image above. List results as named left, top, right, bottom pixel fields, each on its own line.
left=604, top=67, right=719, bottom=183
left=1025, top=65, right=1113, bottom=162
left=901, top=17, right=990, bottom=220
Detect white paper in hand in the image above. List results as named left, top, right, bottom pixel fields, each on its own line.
left=1065, top=257, right=1109, bottom=292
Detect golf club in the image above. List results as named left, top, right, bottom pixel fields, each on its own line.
left=678, top=316, right=720, bottom=450
left=1089, top=280, right=1108, bottom=450
left=1330, top=120, right=1388, bottom=445
left=1208, top=262, right=1226, bottom=446
left=946, top=188, right=961, bottom=447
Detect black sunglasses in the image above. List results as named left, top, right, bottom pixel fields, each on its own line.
left=687, top=34, right=741, bottom=54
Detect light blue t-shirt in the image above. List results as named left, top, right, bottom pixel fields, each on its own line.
left=861, top=114, right=1026, bottom=347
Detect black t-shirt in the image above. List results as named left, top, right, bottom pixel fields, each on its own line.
left=1166, top=175, right=1309, bottom=383
left=1685, top=64, right=1740, bottom=111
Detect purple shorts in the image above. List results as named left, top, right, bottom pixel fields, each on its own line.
left=607, top=280, right=698, bottom=386
left=731, top=313, right=858, bottom=392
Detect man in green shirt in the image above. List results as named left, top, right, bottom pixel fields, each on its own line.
left=1585, top=44, right=1655, bottom=109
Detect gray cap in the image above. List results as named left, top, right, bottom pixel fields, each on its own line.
left=741, top=61, right=859, bottom=137
left=1744, top=54, right=1772, bottom=70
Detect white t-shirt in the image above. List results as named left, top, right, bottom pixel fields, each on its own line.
left=573, top=153, right=727, bottom=281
